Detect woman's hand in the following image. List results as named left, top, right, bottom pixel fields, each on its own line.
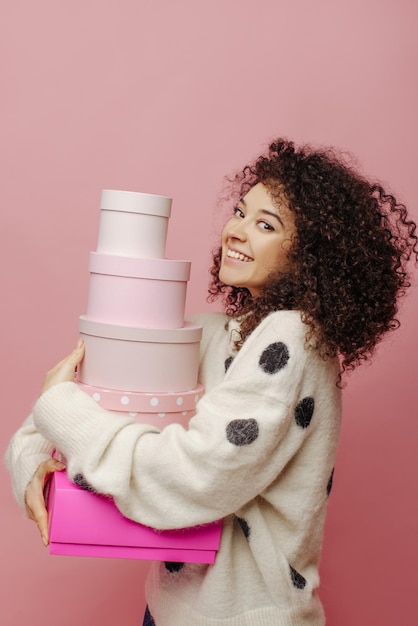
left=24, top=458, right=66, bottom=546
left=26, top=341, right=85, bottom=545
left=41, top=339, right=85, bottom=394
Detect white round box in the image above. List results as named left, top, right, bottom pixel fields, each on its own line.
left=77, top=316, right=202, bottom=393
left=97, top=190, right=172, bottom=259
left=86, top=252, right=191, bottom=329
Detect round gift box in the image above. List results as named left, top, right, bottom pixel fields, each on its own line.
left=77, top=316, right=202, bottom=393
left=77, top=381, right=204, bottom=429
left=86, top=252, right=191, bottom=328
left=97, top=189, right=172, bottom=259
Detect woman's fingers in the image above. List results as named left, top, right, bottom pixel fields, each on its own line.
left=25, top=458, right=66, bottom=546
left=41, top=339, right=85, bottom=394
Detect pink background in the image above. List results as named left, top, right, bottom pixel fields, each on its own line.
left=1, top=1, right=417, bottom=624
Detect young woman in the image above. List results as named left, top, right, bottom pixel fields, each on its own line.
left=6, top=139, right=417, bottom=626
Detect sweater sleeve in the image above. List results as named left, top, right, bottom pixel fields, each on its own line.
left=32, top=312, right=321, bottom=530
left=4, top=413, right=55, bottom=509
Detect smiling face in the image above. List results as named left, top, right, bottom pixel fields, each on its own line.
left=219, top=182, right=296, bottom=296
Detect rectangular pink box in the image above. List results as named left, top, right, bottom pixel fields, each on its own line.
left=47, top=471, right=222, bottom=563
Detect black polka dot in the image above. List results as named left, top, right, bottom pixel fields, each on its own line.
left=224, top=356, right=234, bottom=372
left=259, top=342, right=289, bottom=374
left=327, top=468, right=334, bottom=496
left=226, top=419, right=259, bottom=446
left=294, top=397, right=314, bottom=428
left=164, top=561, right=184, bottom=573
left=290, top=565, right=307, bottom=590
left=143, top=606, right=156, bottom=626
left=73, top=473, right=96, bottom=493
left=234, top=515, right=251, bottom=540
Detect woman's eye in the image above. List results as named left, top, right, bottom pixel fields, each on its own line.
left=233, top=206, right=245, bottom=218
left=258, top=220, right=274, bottom=231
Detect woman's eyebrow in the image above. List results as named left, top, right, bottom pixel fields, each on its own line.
left=260, top=208, right=284, bottom=226
left=239, top=198, right=284, bottom=226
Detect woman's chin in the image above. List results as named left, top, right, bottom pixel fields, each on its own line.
left=219, top=270, right=238, bottom=290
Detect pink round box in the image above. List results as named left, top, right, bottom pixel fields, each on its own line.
left=77, top=381, right=204, bottom=429
left=86, top=252, right=191, bottom=329
left=97, top=189, right=172, bottom=259
left=77, top=316, right=202, bottom=393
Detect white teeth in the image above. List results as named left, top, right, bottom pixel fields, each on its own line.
left=226, top=249, right=252, bottom=262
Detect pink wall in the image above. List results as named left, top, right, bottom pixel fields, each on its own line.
left=1, top=1, right=417, bottom=624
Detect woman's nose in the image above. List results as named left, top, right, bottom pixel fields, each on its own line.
left=227, top=219, right=247, bottom=241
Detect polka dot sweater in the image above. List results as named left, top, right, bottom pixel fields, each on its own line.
left=6, top=310, right=342, bottom=625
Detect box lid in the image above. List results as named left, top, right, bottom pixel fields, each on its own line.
left=89, top=252, right=191, bottom=281
left=100, top=189, right=172, bottom=217
left=79, top=316, right=202, bottom=343
left=48, top=471, right=222, bottom=551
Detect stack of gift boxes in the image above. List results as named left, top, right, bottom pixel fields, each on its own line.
left=47, top=190, right=222, bottom=563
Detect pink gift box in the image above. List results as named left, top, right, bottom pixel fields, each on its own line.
left=47, top=470, right=222, bottom=563
left=86, top=252, right=191, bottom=329
left=77, top=317, right=202, bottom=393
left=97, top=189, right=172, bottom=259
left=76, top=381, right=204, bottom=429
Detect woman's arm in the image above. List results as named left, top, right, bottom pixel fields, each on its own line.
left=4, top=342, right=85, bottom=543
left=32, top=312, right=334, bottom=531
left=4, top=413, right=67, bottom=547
left=4, top=412, right=55, bottom=509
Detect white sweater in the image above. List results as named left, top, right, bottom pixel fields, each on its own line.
left=5, top=310, right=341, bottom=625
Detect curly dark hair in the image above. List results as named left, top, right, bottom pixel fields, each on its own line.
left=208, top=138, right=418, bottom=377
